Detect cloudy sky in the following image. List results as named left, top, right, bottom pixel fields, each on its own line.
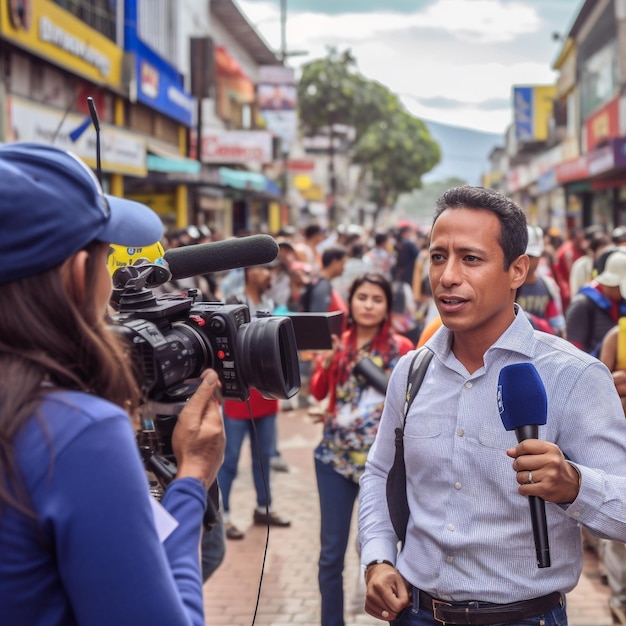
left=237, top=0, right=583, bottom=135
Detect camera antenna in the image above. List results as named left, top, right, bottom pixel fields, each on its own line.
left=87, top=97, right=102, bottom=184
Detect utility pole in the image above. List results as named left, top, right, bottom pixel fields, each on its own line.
left=280, top=0, right=287, bottom=62
left=279, top=0, right=290, bottom=223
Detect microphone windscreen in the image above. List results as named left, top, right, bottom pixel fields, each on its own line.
left=497, top=362, right=547, bottom=431
left=163, top=234, right=279, bottom=279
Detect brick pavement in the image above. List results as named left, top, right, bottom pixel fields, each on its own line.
left=203, top=407, right=613, bottom=626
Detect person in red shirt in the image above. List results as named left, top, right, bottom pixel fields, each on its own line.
left=553, top=227, right=593, bottom=312
left=218, top=263, right=291, bottom=540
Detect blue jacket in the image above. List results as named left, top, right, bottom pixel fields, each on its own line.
left=0, top=391, right=206, bottom=626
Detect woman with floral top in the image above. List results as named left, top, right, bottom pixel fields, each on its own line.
left=310, top=273, right=414, bottom=626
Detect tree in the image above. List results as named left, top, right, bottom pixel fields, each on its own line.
left=297, top=47, right=440, bottom=225
left=297, top=48, right=399, bottom=137
left=353, top=110, right=441, bottom=222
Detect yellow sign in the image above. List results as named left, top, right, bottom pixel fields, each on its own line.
left=300, top=184, right=325, bottom=201
left=293, top=174, right=313, bottom=191
left=533, top=85, right=557, bottom=143
left=127, top=193, right=177, bottom=217
left=0, top=0, right=123, bottom=88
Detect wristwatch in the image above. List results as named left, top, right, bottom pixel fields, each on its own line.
left=364, top=559, right=394, bottom=574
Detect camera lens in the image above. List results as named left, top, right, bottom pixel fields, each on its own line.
left=236, top=316, right=300, bottom=400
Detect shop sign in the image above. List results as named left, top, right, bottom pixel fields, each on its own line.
left=287, top=159, right=316, bottom=172
left=588, top=143, right=615, bottom=176
left=615, top=137, right=626, bottom=169
left=556, top=156, right=588, bottom=183
left=585, top=96, right=620, bottom=151
left=261, top=110, right=298, bottom=149
left=7, top=96, right=146, bottom=176
left=513, top=85, right=556, bottom=143
left=0, top=0, right=123, bottom=87
left=537, top=170, right=558, bottom=194
left=199, top=130, right=273, bottom=165
left=300, top=184, right=325, bottom=201
left=125, top=52, right=194, bottom=127
left=506, top=167, right=521, bottom=192
left=258, top=65, right=297, bottom=150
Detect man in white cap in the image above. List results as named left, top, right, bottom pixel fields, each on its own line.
left=516, top=225, right=566, bottom=337
left=566, top=249, right=626, bottom=355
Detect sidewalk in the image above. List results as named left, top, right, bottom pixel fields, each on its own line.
left=203, top=407, right=612, bottom=626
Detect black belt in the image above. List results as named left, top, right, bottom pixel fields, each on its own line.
left=418, top=589, right=563, bottom=625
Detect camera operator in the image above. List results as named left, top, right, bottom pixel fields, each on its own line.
left=0, top=143, right=225, bottom=626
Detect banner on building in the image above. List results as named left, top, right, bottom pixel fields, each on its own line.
left=0, top=0, right=123, bottom=87
left=198, top=129, right=273, bottom=164
left=513, top=85, right=556, bottom=143
left=258, top=65, right=297, bottom=152
left=7, top=96, right=146, bottom=176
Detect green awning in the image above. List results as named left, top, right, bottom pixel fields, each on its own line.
left=147, top=153, right=201, bottom=174
left=218, top=167, right=267, bottom=191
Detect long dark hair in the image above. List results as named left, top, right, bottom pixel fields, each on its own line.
left=0, top=241, right=141, bottom=515
left=334, top=273, right=398, bottom=387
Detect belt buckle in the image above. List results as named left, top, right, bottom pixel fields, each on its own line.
left=432, top=598, right=452, bottom=624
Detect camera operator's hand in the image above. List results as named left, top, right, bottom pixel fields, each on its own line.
left=172, top=370, right=225, bottom=489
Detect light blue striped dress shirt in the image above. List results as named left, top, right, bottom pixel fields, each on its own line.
left=358, top=307, right=626, bottom=604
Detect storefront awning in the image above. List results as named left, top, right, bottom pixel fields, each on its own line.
left=146, top=142, right=201, bottom=175
left=218, top=167, right=282, bottom=199
left=219, top=167, right=266, bottom=191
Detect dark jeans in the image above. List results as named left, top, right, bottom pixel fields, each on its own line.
left=217, top=413, right=276, bottom=511
left=315, top=457, right=360, bottom=626
left=392, top=587, right=568, bottom=626
left=201, top=510, right=225, bottom=582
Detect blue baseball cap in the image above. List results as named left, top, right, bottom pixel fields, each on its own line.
left=0, top=142, right=164, bottom=283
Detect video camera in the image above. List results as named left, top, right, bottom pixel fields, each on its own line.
left=110, top=267, right=300, bottom=406
left=107, top=235, right=341, bottom=508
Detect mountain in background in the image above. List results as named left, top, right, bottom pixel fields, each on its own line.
left=422, top=119, right=504, bottom=186
left=393, top=120, right=505, bottom=227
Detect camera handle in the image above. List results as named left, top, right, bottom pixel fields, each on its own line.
left=138, top=399, right=221, bottom=530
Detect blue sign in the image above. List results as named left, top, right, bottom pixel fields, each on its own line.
left=537, top=169, right=557, bottom=194
left=124, top=0, right=194, bottom=126
left=514, top=86, right=533, bottom=142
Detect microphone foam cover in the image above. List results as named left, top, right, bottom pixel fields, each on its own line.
left=497, top=362, right=547, bottom=431
left=163, top=234, right=279, bottom=279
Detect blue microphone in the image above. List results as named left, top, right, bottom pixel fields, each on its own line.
left=497, top=362, right=551, bottom=568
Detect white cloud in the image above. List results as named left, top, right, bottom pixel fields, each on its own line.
left=237, top=0, right=559, bottom=133
left=415, top=0, right=541, bottom=43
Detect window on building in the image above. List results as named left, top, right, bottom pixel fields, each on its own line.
left=580, top=39, right=619, bottom=119
left=51, top=0, right=117, bottom=42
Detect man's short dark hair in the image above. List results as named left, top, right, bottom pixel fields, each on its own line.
left=321, top=245, right=347, bottom=268
left=304, top=223, right=323, bottom=239
left=374, top=232, right=388, bottom=246
left=433, top=186, right=527, bottom=269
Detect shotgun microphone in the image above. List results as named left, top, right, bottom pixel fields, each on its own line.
left=162, top=234, right=279, bottom=279
left=497, top=362, right=551, bottom=568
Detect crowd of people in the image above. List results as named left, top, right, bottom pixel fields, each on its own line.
left=159, top=199, right=626, bottom=626
left=2, top=141, right=626, bottom=626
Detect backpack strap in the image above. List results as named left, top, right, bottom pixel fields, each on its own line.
left=402, top=347, right=434, bottom=429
